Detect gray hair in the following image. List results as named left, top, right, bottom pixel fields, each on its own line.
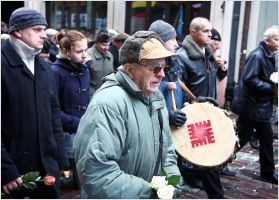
left=263, top=25, right=278, bottom=41
left=189, top=17, right=210, bottom=32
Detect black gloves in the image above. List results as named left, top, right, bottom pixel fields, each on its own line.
left=169, top=110, right=187, bottom=127
left=198, top=96, right=219, bottom=107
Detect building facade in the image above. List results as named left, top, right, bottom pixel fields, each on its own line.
left=1, top=1, right=278, bottom=107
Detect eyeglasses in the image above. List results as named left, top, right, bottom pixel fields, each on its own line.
left=136, top=62, right=170, bottom=74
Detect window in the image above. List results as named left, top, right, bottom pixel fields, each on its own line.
left=46, top=1, right=107, bottom=33
left=125, top=1, right=210, bottom=43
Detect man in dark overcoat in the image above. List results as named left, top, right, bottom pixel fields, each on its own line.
left=1, top=7, right=68, bottom=198
left=232, top=25, right=278, bottom=184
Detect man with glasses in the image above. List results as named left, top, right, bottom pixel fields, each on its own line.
left=74, top=31, right=182, bottom=198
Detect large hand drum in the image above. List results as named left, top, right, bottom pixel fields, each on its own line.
left=171, top=102, right=238, bottom=169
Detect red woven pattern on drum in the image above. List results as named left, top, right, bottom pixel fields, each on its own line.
left=187, top=120, right=215, bottom=148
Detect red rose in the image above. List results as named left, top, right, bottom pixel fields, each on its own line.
left=43, top=175, right=56, bottom=186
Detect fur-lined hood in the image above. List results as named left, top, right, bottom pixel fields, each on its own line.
left=182, top=35, right=213, bottom=60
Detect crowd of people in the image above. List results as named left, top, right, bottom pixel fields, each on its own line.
left=1, top=7, right=278, bottom=199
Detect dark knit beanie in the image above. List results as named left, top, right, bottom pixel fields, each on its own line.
left=211, top=28, right=221, bottom=41
left=8, top=7, right=48, bottom=33
left=148, top=20, right=177, bottom=42
left=119, top=31, right=164, bottom=65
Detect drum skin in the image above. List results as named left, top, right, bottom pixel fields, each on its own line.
left=171, top=102, right=237, bottom=168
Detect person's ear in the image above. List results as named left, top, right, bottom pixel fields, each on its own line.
left=13, top=30, right=22, bottom=38
left=190, top=29, right=197, bottom=37
left=62, top=48, right=69, bottom=57
left=124, top=63, right=135, bottom=78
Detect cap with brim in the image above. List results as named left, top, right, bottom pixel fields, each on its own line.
left=140, top=38, right=174, bottom=59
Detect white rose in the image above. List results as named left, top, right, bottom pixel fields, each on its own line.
left=157, top=185, right=175, bottom=199
left=150, top=176, right=168, bottom=190
left=270, top=72, right=278, bottom=84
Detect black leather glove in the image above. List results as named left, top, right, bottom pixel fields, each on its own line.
left=198, top=96, right=219, bottom=107
left=169, top=110, right=187, bottom=127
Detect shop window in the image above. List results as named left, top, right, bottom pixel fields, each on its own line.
left=125, top=1, right=210, bottom=42
left=46, top=1, right=107, bottom=32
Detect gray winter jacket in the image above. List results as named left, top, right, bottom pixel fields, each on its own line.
left=87, top=44, right=114, bottom=98
left=74, top=67, right=181, bottom=198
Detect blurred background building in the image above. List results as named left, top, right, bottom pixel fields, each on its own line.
left=1, top=1, right=278, bottom=107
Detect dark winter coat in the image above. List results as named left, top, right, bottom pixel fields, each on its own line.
left=174, top=35, right=223, bottom=101
left=232, top=42, right=276, bottom=122
left=1, top=40, right=68, bottom=187
left=48, top=40, right=59, bottom=63
left=109, top=44, right=119, bottom=71
left=51, top=58, right=90, bottom=133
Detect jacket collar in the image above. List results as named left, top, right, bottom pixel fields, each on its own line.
left=91, top=44, right=112, bottom=60
left=2, top=40, right=25, bottom=67
left=2, top=40, right=47, bottom=78
left=259, top=41, right=274, bottom=59
left=9, top=35, right=40, bottom=61
left=54, top=58, right=87, bottom=73
left=181, top=35, right=213, bottom=60
left=2, top=39, right=45, bottom=69
left=55, top=50, right=90, bottom=72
